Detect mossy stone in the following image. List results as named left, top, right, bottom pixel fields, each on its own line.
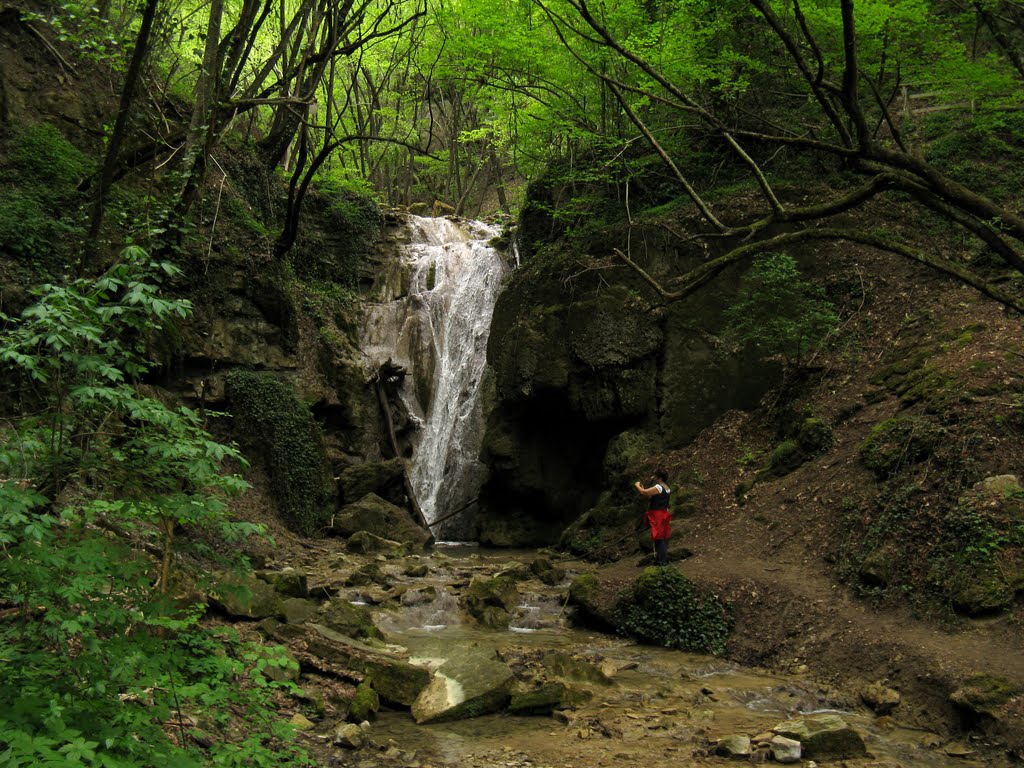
left=348, top=682, right=380, bottom=722
left=859, top=417, right=942, bottom=479
left=508, top=681, right=591, bottom=714
left=462, top=575, right=519, bottom=628
left=256, top=568, right=308, bottom=598
left=797, top=417, right=834, bottom=454
left=950, top=674, right=1020, bottom=725
left=541, top=651, right=613, bottom=686
left=210, top=573, right=284, bottom=620
left=948, top=566, right=1014, bottom=616
left=344, top=562, right=389, bottom=587
left=334, top=493, right=431, bottom=549
left=337, top=459, right=406, bottom=506
left=318, top=598, right=384, bottom=641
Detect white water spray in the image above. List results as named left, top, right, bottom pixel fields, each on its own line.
left=361, top=216, right=510, bottom=536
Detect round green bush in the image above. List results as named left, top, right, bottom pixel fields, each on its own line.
left=614, top=567, right=731, bottom=654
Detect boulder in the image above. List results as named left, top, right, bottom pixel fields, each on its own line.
left=349, top=682, right=380, bottom=722
left=949, top=674, right=1020, bottom=728
left=318, top=599, right=384, bottom=641
left=411, top=647, right=514, bottom=724
left=769, top=735, right=802, bottom=764
left=949, top=564, right=1016, bottom=616
left=333, top=722, right=366, bottom=749
left=461, top=575, right=520, bottom=629
left=307, top=624, right=431, bottom=706
left=400, top=586, right=437, bottom=606
left=566, top=572, right=618, bottom=631
left=508, top=681, right=591, bottom=715
left=344, top=562, right=390, bottom=587
left=975, top=474, right=1020, bottom=496
left=861, top=682, right=901, bottom=715
left=282, top=597, right=319, bottom=625
left=541, top=651, right=613, bottom=687
left=530, top=557, right=566, bottom=586
left=256, top=568, right=308, bottom=598
left=209, top=573, right=283, bottom=620
left=858, top=547, right=898, bottom=589
left=337, top=459, right=406, bottom=506
left=715, top=734, right=752, bottom=759
left=346, top=530, right=407, bottom=556
left=772, top=714, right=867, bottom=759
left=333, top=493, right=431, bottom=549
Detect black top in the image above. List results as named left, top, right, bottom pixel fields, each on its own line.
left=648, top=483, right=671, bottom=511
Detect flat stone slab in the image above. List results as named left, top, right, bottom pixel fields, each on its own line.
left=411, top=645, right=514, bottom=724
left=773, top=713, right=867, bottom=759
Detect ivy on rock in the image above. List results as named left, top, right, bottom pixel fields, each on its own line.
left=226, top=370, right=334, bottom=536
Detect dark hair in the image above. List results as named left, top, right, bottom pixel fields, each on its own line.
left=654, top=468, right=669, bottom=483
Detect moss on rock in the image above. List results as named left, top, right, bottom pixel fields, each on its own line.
left=859, top=416, right=942, bottom=480
left=348, top=682, right=380, bottom=722
left=332, top=493, right=431, bottom=549
left=462, top=575, right=520, bottom=629
left=950, top=674, right=1021, bottom=728
left=337, top=459, right=406, bottom=506
left=318, top=598, right=384, bottom=641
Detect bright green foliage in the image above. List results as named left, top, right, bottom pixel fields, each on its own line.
left=614, top=567, right=731, bottom=654
left=0, top=245, right=245, bottom=513
left=723, top=252, right=838, bottom=369
left=226, top=370, right=334, bottom=537
left=0, top=248, right=310, bottom=766
left=23, top=2, right=132, bottom=67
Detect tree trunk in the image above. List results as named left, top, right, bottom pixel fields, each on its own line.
left=83, top=0, right=159, bottom=272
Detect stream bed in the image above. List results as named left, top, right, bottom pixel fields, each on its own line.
left=312, top=544, right=990, bottom=768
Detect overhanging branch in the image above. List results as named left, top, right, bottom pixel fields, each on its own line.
left=615, top=228, right=1024, bottom=314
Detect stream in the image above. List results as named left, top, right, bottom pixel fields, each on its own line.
left=311, top=544, right=988, bottom=768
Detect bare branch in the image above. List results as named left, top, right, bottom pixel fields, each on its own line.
left=617, top=228, right=1024, bottom=314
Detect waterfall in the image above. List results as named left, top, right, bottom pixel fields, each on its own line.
left=361, top=215, right=510, bottom=538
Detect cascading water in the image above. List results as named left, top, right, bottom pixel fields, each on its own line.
left=361, top=215, right=510, bottom=539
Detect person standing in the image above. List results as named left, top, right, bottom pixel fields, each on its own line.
left=635, top=469, right=671, bottom=566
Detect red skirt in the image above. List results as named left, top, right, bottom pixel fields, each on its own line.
left=645, top=509, right=671, bottom=541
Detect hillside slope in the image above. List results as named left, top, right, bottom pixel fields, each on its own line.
left=584, top=242, right=1024, bottom=755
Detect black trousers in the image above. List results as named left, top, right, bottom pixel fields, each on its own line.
left=654, top=539, right=668, bottom=566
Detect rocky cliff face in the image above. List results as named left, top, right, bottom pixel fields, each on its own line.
left=476, top=191, right=775, bottom=547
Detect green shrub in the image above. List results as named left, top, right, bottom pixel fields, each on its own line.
left=614, top=567, right=731, bottom=654
left=723, top=252, right=838, bottom=369
left=0, top=248, right=309, bottom=767
left=0, top=123, right=90, bottom=265
left=227, top=370, right=334, bottom=536
left=9, top=122, right=91, bottom=188
left=0, top=189, right=81, bottom=261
